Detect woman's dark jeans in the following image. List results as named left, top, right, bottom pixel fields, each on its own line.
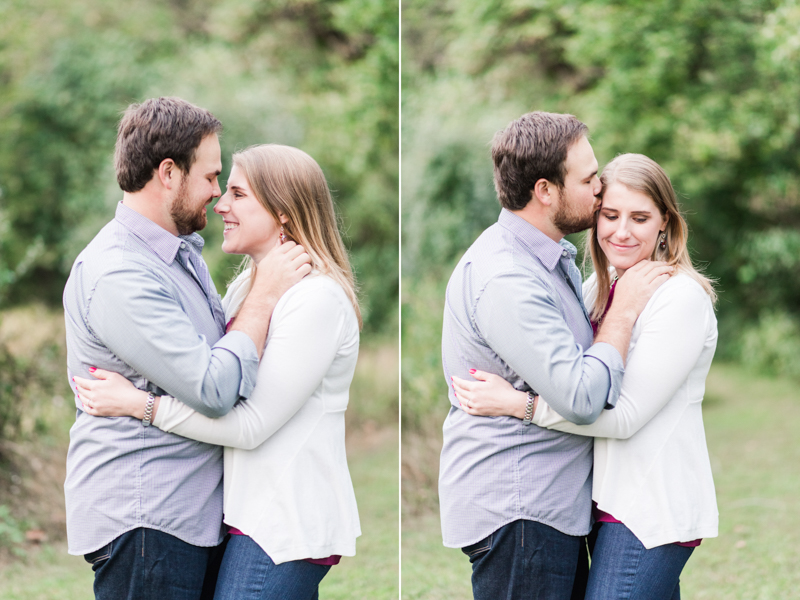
left=213, top=534, right=331, bottom=600
left=585, top=522, right=694, bottom=600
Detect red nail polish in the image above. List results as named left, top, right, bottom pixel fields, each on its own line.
left=469, top=369, right=476, bottom=374
left=89, top=367, right=96, bottom=373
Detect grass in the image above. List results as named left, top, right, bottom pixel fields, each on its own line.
left=401, top=362, right=800, bottom=599
left=0, top=305, right=399, bottom=599
left=0, top=426, right=399, bottom=600
left=322, top=427, right=400, bottom=598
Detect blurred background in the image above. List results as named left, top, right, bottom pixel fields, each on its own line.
left=401, top=1, right=800, bottom=598
left=0, top=0, right=398, bottom=597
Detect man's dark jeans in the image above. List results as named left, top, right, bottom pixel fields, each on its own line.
left=462, top=519, right=588, bottom=600
left=84, top=527, right=226, bottom=600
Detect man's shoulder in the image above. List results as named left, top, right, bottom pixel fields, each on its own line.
left=67, top=218, right=168, bottom=292
left=456, top=225, right=551, bottom=286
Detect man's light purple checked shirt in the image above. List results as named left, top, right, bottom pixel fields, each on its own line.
left=63, top=202, right=260, bottom=555
left=439, top=208, right=625, bottom=548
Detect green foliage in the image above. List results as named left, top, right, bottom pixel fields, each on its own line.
left=0, top=505, right=27, bottom=558
left=0, top=0, right=398, bottom=335
left=400, top=275, right=447, bottom=431
left=0, top=309, right=71, bottom=448
left=402, top=0, right=800, bottom=433
left=740, top=311, right=800, bottom=380
left=0, top=337, right=30, bottom=442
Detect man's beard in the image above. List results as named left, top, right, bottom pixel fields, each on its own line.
left=552, top=187, right=595, bottom=236
left=170, top=179, right=208, bottom=235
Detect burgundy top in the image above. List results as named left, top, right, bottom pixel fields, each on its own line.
left=590, top=279, right=701, bottom=548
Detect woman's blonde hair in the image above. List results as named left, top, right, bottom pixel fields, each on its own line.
left=232, top=144, right=361, bottom=328
left=586, top=153, right=716, bottom=322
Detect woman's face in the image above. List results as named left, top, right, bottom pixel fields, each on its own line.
left=597, top=182, right=668, bottom=276
left=214, top=165, right=283, bottom=262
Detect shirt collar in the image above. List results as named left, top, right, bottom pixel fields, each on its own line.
left=497, top=208, right=577, bottom=271
left=115, top=202, right=206, bottom=264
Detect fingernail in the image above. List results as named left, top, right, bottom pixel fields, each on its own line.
left=469, top=369, right=476, bottom=374
left=72, top=377, right=75, bottom=382
left=89, top=367, right=96, bottom=373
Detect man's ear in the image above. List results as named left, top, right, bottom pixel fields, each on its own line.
left=157, top=158, right=180, bottom=190
left=532, top=178, right=556, bottom=207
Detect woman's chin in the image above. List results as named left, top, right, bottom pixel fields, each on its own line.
left=609, top=260, right=633, bottom=274
left=220, top=241, right=238, bottom=255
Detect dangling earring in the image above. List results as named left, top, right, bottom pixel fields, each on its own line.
left=659, top=231, right=667, bottom=251
left=279, top=225, right=287, bottom=244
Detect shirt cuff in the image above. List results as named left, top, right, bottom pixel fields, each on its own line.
left=213, top=331, right=260, bottom=398
left=585, top=341, right=625, bottom=409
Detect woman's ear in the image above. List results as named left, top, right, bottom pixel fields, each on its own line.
left=278, top=212, right=289, bottom=225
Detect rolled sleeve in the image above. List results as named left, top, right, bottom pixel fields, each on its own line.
left=584, top=342, right=625, bottom=409
left=87, top=268, right=257, bottom=418
left=212, top=331, right=259, bottom=398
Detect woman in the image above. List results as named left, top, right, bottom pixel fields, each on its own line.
left=75, top=144, right=361, bottom=600
left=452, top=153, right=718, bottom=600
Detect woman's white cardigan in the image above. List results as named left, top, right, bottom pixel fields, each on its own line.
left=533, top=272, right=719, bottom=549
left=153, top=271, right=361, bottom=564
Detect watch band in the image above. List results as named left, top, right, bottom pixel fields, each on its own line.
left=143, top=392, right=155, bottom=427
left=523, top=391, right=536, bottom=426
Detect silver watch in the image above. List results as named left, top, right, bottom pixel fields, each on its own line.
left=143, top=392, right=156, bottom=427
left=523, top=391, right=536, bottom=426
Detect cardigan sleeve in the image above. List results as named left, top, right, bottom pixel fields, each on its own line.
left=152, top=278, right=353, bottom=449
left=533, top=277, right=713, bottom=439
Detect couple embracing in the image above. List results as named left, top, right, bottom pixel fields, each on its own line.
left=64, top=97, right=360, bottom=600
left=440, top=112, right=719, bottom=599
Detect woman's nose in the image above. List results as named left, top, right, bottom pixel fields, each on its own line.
left=615, top=221, right=631, bottom=239
left=214, top=195, right=230, bottom=214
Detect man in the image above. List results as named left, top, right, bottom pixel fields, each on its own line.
left=63, top=97, right=310, bottom=599
left=439, top=111, right=672, bottom=599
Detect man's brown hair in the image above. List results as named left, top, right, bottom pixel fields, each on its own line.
left=114, top=97, right=222, bottom=193
left=491, top=111, right=588, bottom=210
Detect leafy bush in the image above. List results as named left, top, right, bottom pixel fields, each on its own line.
left=0, top=504, right=27, bottom=558
left=739, top=311, right=800, bottom=381
left=402, top=0, right=800, bottom=412
left=0, top=0, right=398, bottom=336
